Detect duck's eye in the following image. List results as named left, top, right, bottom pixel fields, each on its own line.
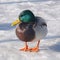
left=20, top=14, right=23, bottom=17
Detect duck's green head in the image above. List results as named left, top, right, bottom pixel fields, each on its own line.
left=19, top=10, right=35, bottom=23
left=11, top=10, right=35, bottom=26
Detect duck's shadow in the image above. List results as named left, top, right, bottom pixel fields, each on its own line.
left=39, top=42, right=60, bottom=52
left=44, top=35, right=60, bottom=52
left=48, top=42, right=60, bottom=52
left=0, top=23, right=15, bottom=30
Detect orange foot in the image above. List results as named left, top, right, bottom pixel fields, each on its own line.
left=20, top=46, right=31, bottom=51
left=30, top=46, right=39, bottom=52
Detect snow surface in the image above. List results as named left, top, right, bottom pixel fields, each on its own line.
left=0, top=0, right=60, bottom=60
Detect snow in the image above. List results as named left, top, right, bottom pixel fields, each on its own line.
left=0, top=0, right=60, bottom=60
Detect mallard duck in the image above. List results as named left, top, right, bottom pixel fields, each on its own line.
left=11, top=10, right=47, bottom=52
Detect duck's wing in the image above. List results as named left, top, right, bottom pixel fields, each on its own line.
left=34, top=17, right=48, bottom=40
left=35, top=17, right=47, bottom=27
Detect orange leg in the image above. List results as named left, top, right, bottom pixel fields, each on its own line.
left=20, top=42, right=30, bottom=51
left=30, top=40, right=40, bottom=52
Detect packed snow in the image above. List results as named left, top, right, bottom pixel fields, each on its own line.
left=0, top=0, right=60, bottom=60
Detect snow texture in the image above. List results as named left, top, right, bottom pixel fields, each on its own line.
left=0, top=0, right=60, bottom=60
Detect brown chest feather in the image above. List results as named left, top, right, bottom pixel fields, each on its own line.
left=16, top=24, right=35, bottom=42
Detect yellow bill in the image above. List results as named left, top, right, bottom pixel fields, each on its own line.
left=11, top=19, right=21, bottom=26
